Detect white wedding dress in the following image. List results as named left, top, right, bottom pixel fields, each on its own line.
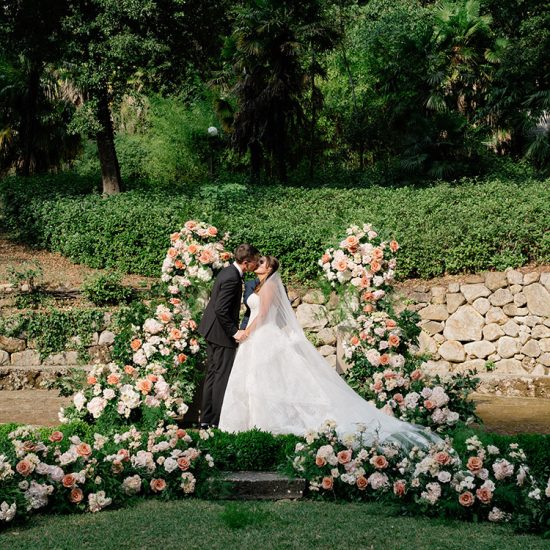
left=219, top=273, right=440, bottom=449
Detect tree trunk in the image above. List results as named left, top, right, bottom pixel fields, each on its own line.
left=249, top=140, right=262, bottom=183
left=20, top=64, right=41, bottom=176
left=96, top=89, right=122, bottom=195
left=309, top=50, right=316, bottom=181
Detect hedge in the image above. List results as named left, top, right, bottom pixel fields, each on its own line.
left=1, top=173, right=549, bottom=282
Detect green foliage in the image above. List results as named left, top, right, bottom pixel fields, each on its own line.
left=0, top=308, right=105, bottom=359
left=6, top=261, right=50, bottom=309
left=2, top=172, right=548, bottom=282
left=81, top=271, right=135, bottom=306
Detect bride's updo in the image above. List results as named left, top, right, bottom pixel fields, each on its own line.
left=255, top=255, right=279, bottom=293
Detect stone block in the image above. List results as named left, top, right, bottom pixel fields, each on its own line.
left=419, top=332, right=438, bottom=355
left=497, top=337, right=520, bottom=359
left=446, top=293, right=466, bottom=314
left=531, top=325, right=550, bottom=339
left=325, top=355, right=337, bottom=369
left=540, top=272, right=550, bottom=290
left=420, top=321, right=444, bottom=335
left=505, top=268, right=523, bottom=285
left=523, top=283, right=550, bottom=317
left=430, top=286, right=446, bottom=304
left=521, top=340, right=541, bottom=358
left=494, top=358, right=525, bottom=374
left=438, top=340, right=465, bottom=362
left=523, top=272, right=540, bottom=285
left=10, top=349, right=41, bottom=366
left=0, top=335, right=26, bottom=353
left=421, top=360, right=451, bottom=376
left=98, top=330, right=116, bottom=346
left=510, top=284, right=522, bottom=295
left=453, top=359, right=486, bottom=373
left=513, top=293, right=527, bottom=307
left=483, top=323, right=504, bottom=341
left=484, top=271, right=508, bottom=291
left=461, top=283, right=491, bottom=303
left=302, top=289, right=326, bottom=305
left=319, top=345, right=336, bottom=357
left=88, top=345, right=111, bottom=364
left=473, top=298, right=491, bottom=315
left=490, top=288, right=514, bottom=307
left=540, top=338, right=550, bottom=353
left=502, top=320, right=520, bottom=337
left=447, top=282, right=460, bottom=293
left=0, top=350, right=9, bottom=365
left=42, top=353, right=67, bottom=366
left=485, top=307, right=508, bottom=325
left=523, top=315, right=542, bottom=328
left=463, top=275, right=485, bottom=284
left=539, top=353, right=550, bottom=367
left=443, top=305, right=484, bottom=342
left=316, top=327, right=336, bottom=346
left=464, top=340, right=496, bottom=359
left=296, top=304, right=328, bottom=330
left=419, top=304, right=449, bottom=321
left=65, top=351, right=80, bottom=364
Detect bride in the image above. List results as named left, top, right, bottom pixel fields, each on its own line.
left=219, top=256, right=440, bottom=449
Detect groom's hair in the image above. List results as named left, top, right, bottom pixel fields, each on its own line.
left=234, top=244, right=261, bottom=263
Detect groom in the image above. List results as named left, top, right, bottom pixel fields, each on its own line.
left=198, top=243, right=261, bottom=428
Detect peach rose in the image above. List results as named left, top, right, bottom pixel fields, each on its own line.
left=220, top=252, right=231, bottom=261
left=411, top=369, right=423, bottom=381
left=177, top=457, right=191, bottom=471
left=49, top=431, right=64, bottom=443
left=321, top=476, right=334, bottom=490
left=459, top=491, right=474, bottom=507
left=188, top=244, right=199, bottom=255
left=207, top=226, right=218, bottom=236
left=373, top=380, right=383, bottom=392
left=372, top=248, right=384, bottom=260
left=177, top=353, right=188, bottom=364
left=87, top=376, right=97, bottom=385
left=434, top=451, right=451, bottom=466
left=315, top=456, right=327, bottom=467
left=124, top=365, right=136, bottom=375
left=168, top=247, right=178, bottom=258
left=389, top=240, right=399, bottom=252
left=136, top=378, right=153, bottom=395
left=476, top=487, right=493, bottom=504
left=174, top=260, right=184, bottom=270
left=321, top=254, right=330, bottom=264
left=359, top=331, right=368, bottom=340
left=16, top=460, right=32, bottom=476
left=345, top=235, right=359, bottom=250
left=130, top=339, right=142, bottom=351
left=385, top=319, right=397, bottom=329
left=363, top=304, right=374, bottom=313
left=188, top=320, right=197, bottom=330
left=62, top=474, right=76, bottom=488
left=337, top=450, right=353, bottom=464
left=170, top=232, right=181, bottom=242
left=199, top=250, right=213, bottom=264
left=169, top=298, right=182, bottom=306
left=379, top=354, right=390, bottom=365
left=360, top=275, right=370, bottom=288
left=69, top=488, right=84, bottom=503
left=467, top=456, right=483, bottom=473
left=176, top=429, right=187, bottom=439
left=370, top=260, right=381, bottom=272
left=388, top=334, right=400, bottom=347
left=372, top=455, right=389, bottom=470
left=184, top=220, right=197, bottom=230
left=350, top=336, right=360, bottom=347
left=111, top=460, right=124, bottom=474
left=169, top=328, right=182, bottom=340
left=158, top=311, right=172, bottom=323
left=335, top=259, right=348, bottom=272
left=393, top=480, right=406, bottom=497
left=107, top=373, right=121, bottom=385
left=146, top=374, right=158, bottom=383
left=356, top=475, right=368, bottom=490
left=150, top=478, right=167, bottom=492
left=361, top=291, right=374, bottom=301
left=76, top=443, right=92, bottom=458
left=394, top=393, right=404, bottom=404
left=383, top=371, right=396, bottom=379
left=424, top=399, right=435, bottom=410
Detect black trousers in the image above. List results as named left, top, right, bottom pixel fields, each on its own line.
left=200, top=341, right=237, bottom=427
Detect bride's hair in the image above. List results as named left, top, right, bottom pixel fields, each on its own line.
left=254, top=255, right=279, bottom=294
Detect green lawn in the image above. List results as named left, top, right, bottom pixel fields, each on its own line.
left=0, top=499, right=546, bottom=550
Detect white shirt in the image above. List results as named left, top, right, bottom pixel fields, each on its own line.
left=233, top=262, right=244, bottom=278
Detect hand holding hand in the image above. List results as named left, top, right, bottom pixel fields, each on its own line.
left=234, top=329, right=247, bottom=343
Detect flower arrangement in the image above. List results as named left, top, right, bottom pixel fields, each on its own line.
left=0, top=423, right=215, bottom=524
left=321, top=224, right=479, bottom=433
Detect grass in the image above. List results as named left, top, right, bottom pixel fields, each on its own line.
left=0, top=499, right=547, bottom=550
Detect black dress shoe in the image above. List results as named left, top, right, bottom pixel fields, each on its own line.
left=199, top=423, right=210, bottom=429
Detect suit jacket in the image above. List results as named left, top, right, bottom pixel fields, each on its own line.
left=198, top=264, right=243, bottom=348
left=240, top=278, right=260, bottom=329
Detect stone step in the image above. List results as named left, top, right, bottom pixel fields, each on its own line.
left=213, top=471, right=306, bottom=500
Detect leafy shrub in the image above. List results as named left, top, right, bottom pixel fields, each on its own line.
left=1, top=173, right=549, bottom=282
left=81, top=271, right=135, bottom=306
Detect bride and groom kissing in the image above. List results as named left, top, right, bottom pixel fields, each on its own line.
left=198, top=244, right=440, bottom=449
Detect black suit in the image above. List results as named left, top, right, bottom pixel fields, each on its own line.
left=198, top=264, right=243, bottom=426
left=240, top=278, right=259, bottom=330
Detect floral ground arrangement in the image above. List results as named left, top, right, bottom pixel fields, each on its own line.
left=0, top=221, right=548, bottom=536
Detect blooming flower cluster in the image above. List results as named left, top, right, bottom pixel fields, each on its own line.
left=161, top=220, right=232, bottom=297
left=291, top=423, right=549, bottom=530
left=0, top=423, right=214, bottom=523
